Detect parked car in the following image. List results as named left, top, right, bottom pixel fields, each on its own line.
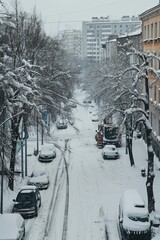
left=118, top=189, right=151, bottom=240
left=102, top=144, right=119, bottom=159
left=56, top=118, right=68, bottom=129
left=38, top=143, right=56, bottom=162
left=88, top=106, right=93, bottom=113
left=70, top=102, right=77, bottom=108
left=91, top=113, right=99, bottom=122
left=13, top=185, right=41, bottom=218
left=28, top=169, right=49, bottom=190
left=83, top=99, right=91, bottom=104
left=0, top=213, right=25, bottom=240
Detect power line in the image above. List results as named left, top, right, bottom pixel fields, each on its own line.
left=45, top=20, right=83, bottom=24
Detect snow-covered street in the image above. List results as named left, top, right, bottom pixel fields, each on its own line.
left=5, top=89, right=160, bottom=240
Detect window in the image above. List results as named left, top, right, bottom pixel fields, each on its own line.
left=154, top=86, right=157, bottom=101
left=155, top=22, right=158, bottom=38
left=159, top=55, right=160, bottom=69
left=151, top=23, right=153, bottom=38
left=150, top=112, right=152, bottom=126
left=159, top=89, right=160, bottom=103
left=147, top=25, right=150, bottom=38
left=144, top=26, right=147, bottom=39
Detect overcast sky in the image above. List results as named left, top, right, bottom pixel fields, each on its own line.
left=5, top=0, right=159, bottom=36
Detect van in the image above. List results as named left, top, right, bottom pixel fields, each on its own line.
left=118, top=189, right=151, bottom=240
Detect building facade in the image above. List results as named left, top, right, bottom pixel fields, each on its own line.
left=82, top=16, right=141, bottom=62
left=139, top=4, right=160, bottom=158
left=60, top=29, right=82, bottom=59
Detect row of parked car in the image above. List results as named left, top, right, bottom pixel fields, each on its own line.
left=83, top=99, right=99, bottom=122
left=0, top=142, right=57, bottom=240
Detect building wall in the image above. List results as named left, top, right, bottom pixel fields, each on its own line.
left=139, top=4, right=160, bottom=157
left=82, top=16, right=141, bottom=62
left=61, top=29, right=82, bottom=58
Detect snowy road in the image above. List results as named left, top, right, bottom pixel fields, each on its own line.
left=25, top=89, right=160, bottom=240
left=46, top=89, right=148, bottom=240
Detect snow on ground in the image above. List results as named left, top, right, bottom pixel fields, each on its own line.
left=2, top=88, right=160, bottom=239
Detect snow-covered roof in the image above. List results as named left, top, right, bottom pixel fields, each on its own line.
left=122, top=189, right=148, bottom=215
left=119, top=27, right=141, bottom=38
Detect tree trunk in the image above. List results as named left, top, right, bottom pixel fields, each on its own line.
left=8, top=138, right=17, bottom=190
left=144, top=62, right=155, bottom=213
left=146, top=128, right=155, bottom=213
left=127, top=135, right=135, bottom=166
left=8, top=116, right=21, bottom=190
left=125, top=123, right=135, bottom=166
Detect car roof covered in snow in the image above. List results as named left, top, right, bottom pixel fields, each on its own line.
left=121, top=189, right=148, bottom=216
left=0, top=213, right=24, bottom=239
left=20, top=185, right=37, bottom=191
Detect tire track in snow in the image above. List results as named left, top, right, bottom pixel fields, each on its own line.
left=61, top=139, right=70, bottom=240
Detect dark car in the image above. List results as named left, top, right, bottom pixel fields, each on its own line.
left=13, top=185, right=41, bottom=218
left=56, top=119, right=68, bottom=129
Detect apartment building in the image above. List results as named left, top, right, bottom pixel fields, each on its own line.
left=139, top=4, right=160, bottom=157
left=82, top=16, right=141, bottom=62
left=60, top=29, right=82, bottom=59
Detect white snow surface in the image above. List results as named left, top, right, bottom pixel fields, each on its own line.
left=2, top=88, right=160, bottom=240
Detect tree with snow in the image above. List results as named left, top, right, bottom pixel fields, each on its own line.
left=83, top=44, right=158, bottom=213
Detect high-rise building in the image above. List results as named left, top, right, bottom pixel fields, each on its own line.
left=60, top=29, right=82, bottom=59
left=82, top=16, right=141, bottom=62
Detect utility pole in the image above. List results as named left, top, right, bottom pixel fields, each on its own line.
left=0, top=150, right=4, bottom=214
left=21, top=120, right=24, bottom=178
left=37, top=116, right=39, bottom=153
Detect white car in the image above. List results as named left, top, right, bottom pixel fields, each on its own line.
left=28, top=169, right=49, bottom=190
left=38, top=143, right=56, bottom=162
left=0, top=213, right=25, bottom=240
left=102, top=144, right=119, bottom=159
left=91, top=112, right=99, bottom=122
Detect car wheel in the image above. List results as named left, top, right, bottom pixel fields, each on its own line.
left=35, top=207, right=38, bottom=217
left=23, top=226, right=25, bottom=237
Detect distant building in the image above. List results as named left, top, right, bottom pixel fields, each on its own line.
left=82, top=16, right=141, bottom=62
left=60, top=29, right=82, bottom=59
left=102, top=27, right=142, bottom=63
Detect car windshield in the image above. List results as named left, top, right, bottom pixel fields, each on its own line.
left=128, top=215, right=149, bottom=222
left=16, top=192, right=36, bottom=203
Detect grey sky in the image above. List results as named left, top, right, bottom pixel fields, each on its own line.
left=6, top=0, right=159, bottom=36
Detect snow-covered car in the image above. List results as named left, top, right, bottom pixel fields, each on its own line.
left=56, top=118, right=68, bottom=129
left=38, top=143, right=56, bottom=162
left=13, top=185, right=41, bottom=218
left=118, top=189, right=151, bottom=240
left=70, top=102, right=77, bottom=108
left=91, top=112, right=99, bottom=122
left=0, top=213, right=25, bottom=240
left=83, top=99, right=91, bottom=104
left=28, top=170, right=49, bottom=190
left=88, top=107, right=93, bottom=113
left=102, top=144, right=119, bottom=159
